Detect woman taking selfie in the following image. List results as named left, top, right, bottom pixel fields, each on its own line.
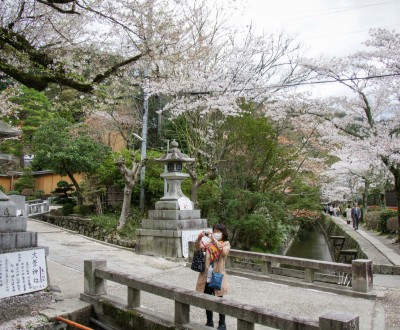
left=194, top=223, right=230, bottom=330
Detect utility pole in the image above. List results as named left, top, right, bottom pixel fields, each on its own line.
left=139, top=78, right=149, bottom=212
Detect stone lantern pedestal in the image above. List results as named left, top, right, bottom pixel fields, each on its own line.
left=0, top=122, right=48, bottom=299
left=136, top=141, right=209, bottom=258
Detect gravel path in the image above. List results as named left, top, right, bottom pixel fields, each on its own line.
left=0, top=291, right=54, bottom=329
left=382, top=288, right=400, bottom=329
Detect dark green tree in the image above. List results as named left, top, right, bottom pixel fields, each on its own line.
left=207, top=113, right=315, bottom=252
left=31, top=117, right=111, bottom=205
left=0, top=86, right=53, bottom=160
left=13, top=167, right=34, bottom=193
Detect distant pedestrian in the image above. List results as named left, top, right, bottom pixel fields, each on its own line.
left=333, top=205, right=337, bottom=217
left=345, top=205, right=352, bottom=224
left=329, top=205, right=334, bottom=216
left=195, top=224, right=230, bottom=330
left=351, top=204, right=361, bottom=230
left=337, top=205, right=341, bottom=217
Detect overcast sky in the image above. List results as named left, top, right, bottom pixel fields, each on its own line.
left=230, top=0, right=400, bottom=57
left=225, top=0, right=400, bottom=96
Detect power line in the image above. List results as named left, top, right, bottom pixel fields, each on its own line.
left=280, top=1, right=399, bottom=21
left=303, top=24, right=400, bottom=40
left=179, top=72, right=400, bottom=95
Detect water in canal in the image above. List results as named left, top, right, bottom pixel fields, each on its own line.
left=285, top=224, right=333, bottom=262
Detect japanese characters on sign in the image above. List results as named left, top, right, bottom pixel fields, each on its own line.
left=0, top=248, right=48, bottom=299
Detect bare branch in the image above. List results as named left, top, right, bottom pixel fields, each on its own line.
left=36, top=0, right=80, bottom=15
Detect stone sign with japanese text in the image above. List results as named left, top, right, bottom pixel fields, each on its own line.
left=181, top=228, right=211, bottom=258
left=0, top=248, right=48, bottom=299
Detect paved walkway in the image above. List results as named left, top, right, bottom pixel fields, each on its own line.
left=14, top=219, right=399, bottom=329
left=357, top=227, right=400, bottom=266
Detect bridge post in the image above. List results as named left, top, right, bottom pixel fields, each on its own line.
left=127, top=287, right=140, bottom=308
left=175, top=301, right=190, bottom=325
left=237, top=319, right=255, bottom=330
left=261, top=261, right=271, bottom=274
left=84, top=260, right=107, bottom=295
left=351, top=259, right=373, bottom=292
left=225, top=255, right=232, bottom=269
left=319, top=311, right=359, bottom=329
left=305, top=268, right=315, bottom=282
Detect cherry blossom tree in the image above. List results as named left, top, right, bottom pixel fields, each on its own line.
left=295, top=29, right=400, bottom=238
left=151, top=23, right=310, bottom=204
left=321, top=147, right=393, bottom=209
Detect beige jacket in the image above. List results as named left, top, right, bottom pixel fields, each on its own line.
left=195, top=238, right=231, bottom=296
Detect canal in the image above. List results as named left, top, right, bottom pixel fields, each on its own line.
left=285, top=224, right=333, bottom=262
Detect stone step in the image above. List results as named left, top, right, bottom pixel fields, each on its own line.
left=0, top=216, right=27, bottom=232
left=141, top=218, right=207, bottom=230
left=148, top=209, right=201, bottom=220
left=0, top=231, right=38, bottom=250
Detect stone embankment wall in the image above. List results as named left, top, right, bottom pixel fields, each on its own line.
left=318, top=214, right=400, bottom=275
left=32, top=214, right=136, bottom=249
left=317, top=215, right=368, bottom=260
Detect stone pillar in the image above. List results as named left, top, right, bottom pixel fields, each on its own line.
left=175, top=301, right=190, bottom=325
left=319, top=311, right=359, bottom=329
left=237, top=319, right=255, bottom=330
left=84, top=260, right=107, bottom=296
left=0, top=193, right=37, bottom=250
left=0, top=191, right=49, bottom=299
left=351, top=259, right=373, bottom=293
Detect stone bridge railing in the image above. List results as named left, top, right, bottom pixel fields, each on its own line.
left=188, top=242, right=373, bottom=293
left=82, top=260, right=359, bottom=330
left=25, top=200, right=50, bottom=216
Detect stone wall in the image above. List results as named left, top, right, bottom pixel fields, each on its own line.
left=318, top=214, right=368, bottom=259
left=33, top=214, right=136, bottom=249
left=319, top=214, right=400, bottom=275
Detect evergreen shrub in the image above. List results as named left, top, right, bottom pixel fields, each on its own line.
left=7, top=190, right=20, bottom=195
left=62, top=203, right=74, bottom=216
left=73, top=204, right=93, bottom=216
left=386, top=216, right=399, bottom=234
left=364, top=211, right=380, bottom=231
left=379, top=210, right=397, bottom=233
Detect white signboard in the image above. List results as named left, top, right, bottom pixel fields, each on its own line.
left=181, top=228, right=211, bottom=258
left=0, top=249, right=48, bottom=299
left=178, top=197, right=193, bottom=210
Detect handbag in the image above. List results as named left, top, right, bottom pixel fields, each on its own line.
left=191, top=249, right=205, bottom=272
left=208, top=270, right=224, bottom=290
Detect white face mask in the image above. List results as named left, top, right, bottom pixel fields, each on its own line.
left=213, top=233, right=222, bottom=241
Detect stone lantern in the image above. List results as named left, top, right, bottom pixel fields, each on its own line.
left=155, top=140, right=194, bottom=210
left=136, top=140, right=209, bottom=258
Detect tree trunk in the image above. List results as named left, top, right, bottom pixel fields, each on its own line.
left=95, top=196, right=103, bottom=215
left=115, top=154, right=145, bottom=230
left=363, top=181, right=370, bottom=214
left=117, top=184, right=133, bottom=230
left=395, top=172, right=400, bottom=243
left=191, top=180, right=199, bottom=209
left=66, top=171, right=83, bottom=205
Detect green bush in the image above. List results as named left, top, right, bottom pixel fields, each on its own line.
left=379, top=210, right=397, bottom=233
left=7, top=190, right=20, bottom=195
left=62, top=203, right=74, bottom=216
left=73, top=204, right=93, bottom=216
left=13, top=168, right=34, bottom=192
left=90, top=214, right=119, bottom=232
left=33, top=190, right=44, bottom=199
left=89, top=208, right=142, bottom=239
left=364, top=211, right=380, bottom=231
left=386, top=216, right=399, bottom=234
